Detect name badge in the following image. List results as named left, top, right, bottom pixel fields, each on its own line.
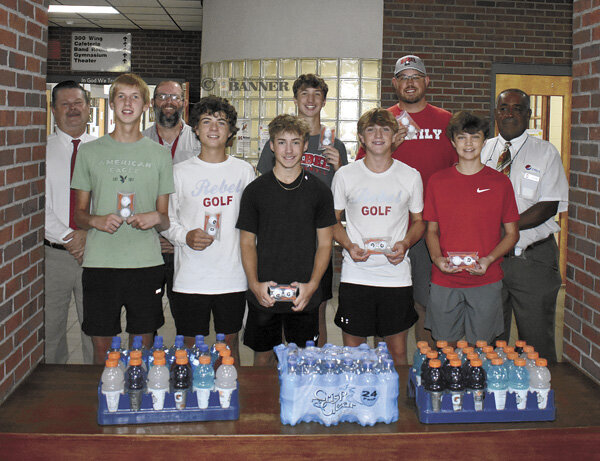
left=523, top=173, right=540, bottom=182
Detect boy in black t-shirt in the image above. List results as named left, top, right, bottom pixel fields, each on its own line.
left=236, top=114, right=336, bottom=366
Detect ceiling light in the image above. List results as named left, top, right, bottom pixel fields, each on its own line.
left=48, top=6, right=119, bottom=14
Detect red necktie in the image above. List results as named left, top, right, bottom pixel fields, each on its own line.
left=69, top=139, right=81, bottom=230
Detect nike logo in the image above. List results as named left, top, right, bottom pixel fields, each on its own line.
left=477, top=188, right=490, bottom=193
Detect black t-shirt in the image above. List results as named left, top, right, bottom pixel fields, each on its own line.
left=236, top=170, right=336, bottom=312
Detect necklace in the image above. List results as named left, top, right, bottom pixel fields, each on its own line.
left=274, top=172, right=304, bottom=191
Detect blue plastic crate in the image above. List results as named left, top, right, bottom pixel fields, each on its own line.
left=408, top=368, right=556, bottom=424
left=97, top=383, right=239, bottom=425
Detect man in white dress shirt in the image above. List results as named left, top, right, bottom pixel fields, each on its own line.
left=481, top=88, right=569, bottom=363
left=45, top=81, right=95, bottom=363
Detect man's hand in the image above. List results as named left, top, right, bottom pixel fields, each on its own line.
left=386, top=240, right=409, bottom=265
left=159, top=236, right=174, bottom=254
left=391, top=124, right=408, bottom=151
left=433, top=255, right=462, bottom=274
left=323, top=145, right=342, bottom=171
left=348, top=243, right=369, bottom=262
left=127, top=211, right=162, bottom=230
left=466, top=256, right=493, bottom=276
left=250, top=280, right=276, bottom=308
left=90, top=214, right=124, bottom=234
left=291, top=280, right=317, bottom=312
left=186, top=228, right=214, bottom=251
left=63, top=229, right=87, bottom=264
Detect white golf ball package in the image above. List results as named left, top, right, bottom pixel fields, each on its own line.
left=395, top=110, right=421, bottom=138
left=117, top=192, right=135, bottom=219
left=268, top=284, right=298, bottom=302
left=447, top=252, right=479, bottom=269
left=204, top=213, right=221, bottom=240
left=318, top=126, right=335, bottom=151
left=363, top=237, right=393, bottom=255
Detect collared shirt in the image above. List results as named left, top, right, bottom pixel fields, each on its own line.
left=481, top=132, right=569, bottom=249
left=142, top=122, right=200, bottom=165
left=45, top=127, right=96, bottom=243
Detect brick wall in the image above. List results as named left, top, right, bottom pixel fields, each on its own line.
left=47, top=27, right=202, bottom=103
left=381, top=0, right=573, bottom=113
left=0, top=1, right=47, bottom=404
left=563, top=1, right=600, bottom=384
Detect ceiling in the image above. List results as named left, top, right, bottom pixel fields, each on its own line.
left=48, top=0, right=203, bottom=31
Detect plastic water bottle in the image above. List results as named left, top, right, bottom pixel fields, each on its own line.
left=412, top=345, right=430, bottom=386
left=147, top=353, right=169, bottom=410
left=529, top=358, right=551, bottom=409
left=168, top=335, right=186, bottom=369
left=508, top=358, right=530, bottom=409
left=106, top=336, right=126, bottom=366
left=422, top=359, right=445, bottom=412
left=125, top=355, right=146, bottom=411
left=101, top=359, right=124, bottom=412
left=467, top=358, right=486, bottom=411
left=171, top=354, right=192, bottom=409
left=358, top=361, right=378, bottom=425
left=514, top=340, right=526, bottom=355
left=379, top=358, right=399, bottom=423
left=210, top=333, right=227, bottom=364
left=446, top=359, right=465, bottom=411
left=148, top=335, right=168, bottom=369
left=193, top=355, right=215, bottom=409
left=487, top=357, right=508, bottom=410
left=215, top=356, right=237, bottom=408
left=280, top=356, right=301, bottom=424
left=189, top=335, right=205, bottom=371
left=320, top=359, right=339, bottom=387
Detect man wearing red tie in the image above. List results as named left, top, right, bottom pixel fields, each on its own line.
left=45, top=81, right=95, bottom=363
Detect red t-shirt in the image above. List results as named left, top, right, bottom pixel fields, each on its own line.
left=356, top=104, right=457, bottom=191
left=423, top=166, right=520, bottom=288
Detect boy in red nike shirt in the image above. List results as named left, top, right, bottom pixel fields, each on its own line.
left=423, top=112, right=519, bottom=344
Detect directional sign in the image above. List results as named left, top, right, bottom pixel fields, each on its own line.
left=71, top=32, right=131, bottom=72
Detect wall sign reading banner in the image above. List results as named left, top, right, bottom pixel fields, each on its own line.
left=71, top=32, right=131, bottom=72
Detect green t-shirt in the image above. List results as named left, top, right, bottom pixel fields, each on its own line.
left=71, top=134, right=174, bottom=268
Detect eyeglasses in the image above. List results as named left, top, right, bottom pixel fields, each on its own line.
left=395, top=74, right=424, bottom=82
left=155, top=93, right=182, bottom=102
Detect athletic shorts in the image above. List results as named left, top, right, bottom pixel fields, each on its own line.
left=320, top=257, right=333, bottom=302
left=243, top=302, right=319, bottom=352
left=82, top=265, right=165, bottom=336
left=170, top=291, right=246, bottom=337
left=334, top=283, right=418, bottom=338
left=425, top=281, right=504, bottom=344
left=409, top=238, right=432, bottom=308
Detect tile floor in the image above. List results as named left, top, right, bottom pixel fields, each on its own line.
left=65, top=273, right=565, bottom=365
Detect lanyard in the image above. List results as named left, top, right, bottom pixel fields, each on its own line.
left=156, top=124, right=182, bottom=159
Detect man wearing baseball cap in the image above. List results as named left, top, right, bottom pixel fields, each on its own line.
left=356, top=54, right=457, bottom=347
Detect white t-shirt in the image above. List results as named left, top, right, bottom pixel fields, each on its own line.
left=332, top=159, right=424, bottom=287
left=162, top=155, right=256, bottom=294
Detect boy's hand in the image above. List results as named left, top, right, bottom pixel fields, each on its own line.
left=186, top=228, right=214, bottom=251
left=348, top=243, right=369, bottom=262
left=323, top=145, right=342, bottom=171
left=63, top=229, right=87, bottom=262
left=386, top=241, right=409, bottom=265
left=250, top=280, right=276, bottom=308
left=466, top=256, right=492, bottom=276
left=91, top=214, right=124, bottom=234
left=159, top=236, right=174, bottom=253
left=127, top=211, right=161, bottom=230
left=291, top=281, right=317, bottom=312
left=433, top=255, right=462, bottom=274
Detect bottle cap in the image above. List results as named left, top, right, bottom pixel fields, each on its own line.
left=466, top=352, right=479, bottom=361
left=419, top=345, right=431, bottom=354
left=462, top=346, right=475, bottom=355
left=476, top=340, right=487, bottom=348
left=442, top=346, right=455, bottom=355
left=175, top=349, right=187, bottom=358
left=507, top=352, right=519, bottom=361
left=491, top=358, right=504, bottom=365
left=495, top=340, right=507, bottom=348
left=515, top=340, right=527, bottom=347
left=130, top=350, right=142, bottom=359
left=220, top=349, right=232, bottom=358
left=436, top=340, right=448, bottom=349
left=482, top=345, right=494, bottom=354
left=486, top=352, right=498, bottom=360
left=199, top=355, right=211, bottom=365
left=429, top=359, right=441, bottom=368
left=456, top=340, right=468, bottom=349
left=222, top=356, right=235, bottom=365
left=215, top=343, right=226, bottom=352
left=523, top=345, right=535, bottom=354
left=527, top=352, right=539, bottom=360
left=514, top=358, right=526, bottom=367
left=175, top=356, right=189, bottom=365
left=108, top=351, right=121, bottom=361
left=450, top=359, right=461, bottom=367
left=105, top=359, right=118, bottom=367
left=446, top=353, right=459, bottom=361
left=130, top=357, right=142, bottom=366
left=503, top=346, right=515, bottom=354
left=153, top=350, right=165, bottom=359
left=154, top=356, right=166, bottom=366
left=426, top=351, right=438, bottom=359
left=416, top=341, right=429, bottom=349
left=470, top=358, right=483, bottom=367
left=535, top=358, right=548, bottom=367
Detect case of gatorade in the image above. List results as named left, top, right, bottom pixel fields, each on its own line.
left=407, top=368, right=555, bottom=424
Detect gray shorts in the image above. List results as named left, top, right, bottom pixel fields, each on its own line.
left=425, top=281, right=504, bottom=344
left=409, top=238, right=432, bottom=307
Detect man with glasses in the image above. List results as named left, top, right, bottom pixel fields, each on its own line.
left=143, top=80, right=200, bottom=315
left=356, top=55, right=457, bottom=347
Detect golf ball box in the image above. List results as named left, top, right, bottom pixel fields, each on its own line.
left=447, top=252, right=479, bottom=269
left=204, top=213, right=221, bottom=240
left=363, top=237, right=392, bottom=255
left=269, top=284, right=298, bottom=301
left=117, top=192, right=135, bottom=219
left=395, top=110, right=421, bottom=139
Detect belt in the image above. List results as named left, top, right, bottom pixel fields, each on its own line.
left=506, top=234, right=554, bottom=257
left=44, top=239, right=67, bottom=251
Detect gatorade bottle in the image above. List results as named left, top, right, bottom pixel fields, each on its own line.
left=441, top=346, right=455, bottom=366
left=508, top=357, right=530, bottom=409
left=129, top=349, right=147, bottom=373
left=210, top=333, right=228, bottom=364
left=480, top=345, right=494, bottom=361
left=125, top=355, right=146, bottom=411
left=505, top=352, right=519, bottom=377
left=107, top=351, right=126, bottom=374
left=215, top=356, right=237, bottom=409
left=214, top=348, right=232, bottom=373
left=442, top=353, right=459, bottom=383
left=147, top=354, right=169, bottom=410
left=171, top=349, right=190, bottom=373
left=520, top=345, right=535, bottom=359
left=436, top=340, right=448, bottom=353
left=514, top=340, right=526, bottom=355
left=412, top=345, right=431, bottom=386
left=468, top=358, right=486, bottom=411
left=475, top=340, right=488, bottom=355
left=529, top=358, right=551, bottom=410
left=446, top=359, right=465, bottom=411
left=101, top=359, right=124, bottom=412
left=455, top=340, right=468, bottom=362
left=461, top=352, right=479, bottom=380
left=171, top=354, right=192, bottom=409
left=487, top=357, right=508, bottom=410
left=495, top=340, right=507, bottom=351
left=525, top=351, right=540, bottom=372
left=422, top=359, right=445, bottom=412
left=502, top=345, right=515, bottom=360
left=420, top=350, right=439, bottom=379
left=461, top=347, right=475, bottom=365
left=148, top=335, right=168, bottom=369
left=483, top=352, right=499, bottom=374
left=193, top=355, right=215, bottom=409
left=168, top=335, right=186, bottom=368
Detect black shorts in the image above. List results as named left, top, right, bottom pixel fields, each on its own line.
left=243, top=302, right=319, bottom=352
left=335, top=283, right=418, bottom=338
left=170, top=291, right=246, bottom=337
left=82, top=266, right=165, bottom=336
left=319, top=257, right=333, bottom=302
